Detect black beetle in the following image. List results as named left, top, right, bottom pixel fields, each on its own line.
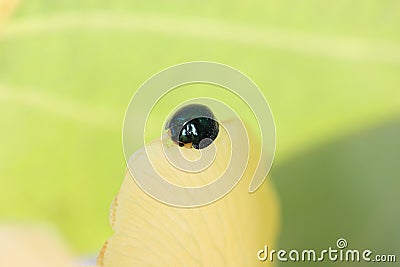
left=166, top=104, right=219, bottom=149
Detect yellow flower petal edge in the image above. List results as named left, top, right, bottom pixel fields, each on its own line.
left=97, top=120, right=280, bottom=266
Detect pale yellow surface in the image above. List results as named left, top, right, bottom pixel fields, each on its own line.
left=0, top=0, right=18, bottom=27
left=98, top=120, right=279, bottom=266
left=0, top=225, right=75, bottom=267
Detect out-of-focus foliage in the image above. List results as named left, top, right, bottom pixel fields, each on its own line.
left=0, top=1, right=399, bottom=263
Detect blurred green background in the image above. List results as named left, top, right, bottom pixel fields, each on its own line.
left=1, top=0, right=399, bottom=265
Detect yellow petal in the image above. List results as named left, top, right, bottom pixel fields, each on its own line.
left=98, top=120, right=279, bottom=266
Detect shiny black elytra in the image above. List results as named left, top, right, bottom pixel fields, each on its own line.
left=166, top=104, right=219, bottom=149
